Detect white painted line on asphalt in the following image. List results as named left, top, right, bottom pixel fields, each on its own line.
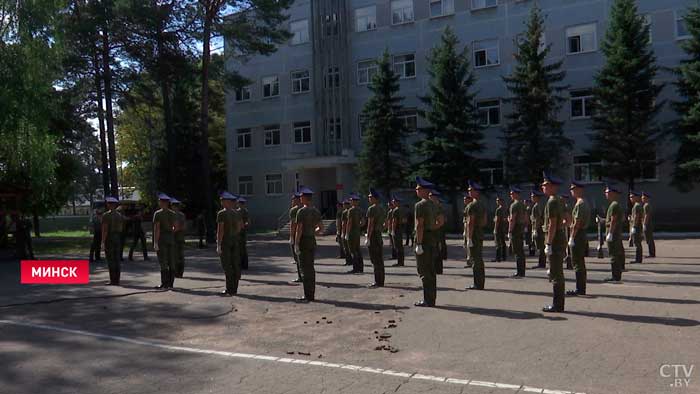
left=0, top=320, right=585, bottom=394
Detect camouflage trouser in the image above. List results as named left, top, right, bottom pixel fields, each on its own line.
left=548, top=239, right=566, bottom=310
left=632, top=227, right=643, bottom=263
left=494, top=231, right=507, bottom=261
left=157, top=240, right=176, bottom=287
left=349, top=235, right=363, bottom=272
left=469, top=235, right=485, bottom=289
left=645, top=227, right=655, bottom=257
left=512, top=231, right=525, bottom=276
left=174, top=238, right=185, bottom=277
left=571, top=232, right=587, bottom=273
left=291, top=242, right=302, bottom=281
left=534, top=229, right=546, bottom=267
left=368, top=235, right=384, bottom=286
left=105, top=236, right=121, bottom=284
left=299, top=240, right=316, bottom=300
left=607, top=238, right=625, bottom=280
left=416, top=237, right=437, bottom=305
left=393, top=232, right=405, bottom=265
left=220, top=239, right=241, bottom=293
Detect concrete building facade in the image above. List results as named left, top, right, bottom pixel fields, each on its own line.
left=225, top=0, right=700, bottom=230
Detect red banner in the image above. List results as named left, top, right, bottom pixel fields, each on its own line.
left=21, top=260, right=90, bottom=284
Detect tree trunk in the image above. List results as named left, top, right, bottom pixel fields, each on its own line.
left=93, top=47, right=110, bottom=197
left=101, top=29, right=119, bottom=197
left=32, top=211, right=40, bottom=238
left=199, top=9, right=215, bottom=243
left=161, top=79, right=176, bottom=192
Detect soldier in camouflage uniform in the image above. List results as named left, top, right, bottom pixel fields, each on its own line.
left=465, top=181, right=486, bottom=290
left=530, top=189, right=546, bottom=269
left=462, top=193, right=473, bottom=267
left=171, top=198, right=186, bottom=278
left=429, top=190, right=446, bottom=275
left=153, top=193, right=177, bottom=289
left=336, top=202, right=345, bottom=259
left=341, top=200, right=353, bottom=266
left=413, top=177, right=441, bottom=307
left=346, top=193, right=364, bottom=274
left=238, top=197, right=250, bottom=270
left=567, top=181, right=590, bottom=296
left=629, top=191, right=644, bottom=264
left=101, top=197, right=124, bottom=286
left=642, top=192, right=655, bottom=258
left=492, top=196, right=507, bottom=263
left=604, top=185, right=625, bottom=282
left=289, top=193, right=303, bottom=283
left=294, top=187, right=324, bottom=302
left=366, top=189, right=386, bottom=287
left=541, top=172, right=567, bottom=312
left=508, top=186, right=527, bottom=278
left=390, top=196, right=406, bottom=267
left=216, top=191, right=242, bottom=296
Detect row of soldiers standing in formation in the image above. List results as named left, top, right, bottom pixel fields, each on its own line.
left=95, top=193, right=250, bottom=291
left=285, top=172, right=657, bottom=312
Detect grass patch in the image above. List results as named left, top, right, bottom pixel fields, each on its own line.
left=38, top=230, right=91, bottom=238
left=32, top=237, right=92, bottom=257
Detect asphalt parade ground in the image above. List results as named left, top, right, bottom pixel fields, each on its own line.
left=1, top=236, right=698, bottom=394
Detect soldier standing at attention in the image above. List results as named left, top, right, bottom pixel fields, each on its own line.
left=627, top=193, right=635, bottom=248
left=89, top=208, right=103, bottom=263
left=525, top=199, right=535, bottom=256
left=171, top=198, right=186, bottom=278
left=530, top=190, right=546, bottom=269
left=386, top=201, right=397, bottom=260
left=335, top=202, right=345, bottom=259
left=508, top=186, right=527, bottom=278
left=405, top=204, right=415, bottom=247
left=153, top=193, right=177, bottom=289
left=462, top=193, right=473, bottom=267
left=390, top=196, right=406, bottom=267
left=541, top=172, right=566, bottom=312
left=238, top=197, right=250, bottom=270
left=414, top=177, right=440, bottom=307
left=101, top=197, right=124, bottom=285
left=429, top=190, right=446, bottom=275
left=604, top=185, right=625, bottom=282
left=118, top=205, right=129, bottom=262
left=629, top=191, right=644, bottom=264
left=346, top=193, right=364, bottom=274
left=366, top=189, right=386, bottom=287
left=465, top=180, right=486, bottom=290
left=567, top=181, right=590, bottom=296
left=560, top=193, right=573, bottom=269
left=128, top=206, right=149, bottom=261
left=493, top=196, right=507, bottom=263
left=289, top=193, right=303, bottom=283
left=642, top=192, right=655, bottom=258
left=294, top=187, right=323, bottom=302
left=341, top=200, right=353, bottom=266
left=216, top=192, right=242, bottom=296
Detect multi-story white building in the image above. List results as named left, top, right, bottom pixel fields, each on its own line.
left=225, top=0, right=700, bottom=229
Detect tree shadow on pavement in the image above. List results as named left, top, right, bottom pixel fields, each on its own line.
left=435, top=304, right=567, bottom=321
left=564, top=310, right=699, bottom=327
left=479, top=288, right=700, bottom=305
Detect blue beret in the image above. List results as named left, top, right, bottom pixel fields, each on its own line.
left=368, top=188, right=382, bottom=200
left=641, top=191, right=651, bottom=198
left=467, top=180, right=483, bottom=191
left=291, top=193, right=301, bottom=200
left=105, top=196, right=119, bottom=203
left=570, top=180, right=586, bottom=189
left=342, top=199, right=350, bottom=204
left=463, top=193, right=473, bottom=198
left=238, top=197, right=247, bottom=203
left=629, top=190, right=641, bottom=196
left=429, top=189, right=441, bottom=196
left=509, top=185, right=522, bottom=193
left=605, top=184, right=620, bottom=193
left=530, top=189, right=544, bottom=196
left=496, top=195, right=504, bottom=201
left=391, top=195, right=402, bottom=202
left=170, top=197, right=181, bottom=204
left=300, top=186, right=314, bottom=196
left=348, top=192, right=359, bottom=200
left=542, top=171, right=563, bottom=185
left=158, top=193, right=171, bottom=201
left=220, top=191, right=237, bottom=200
left=415, top=176, right=435, bottom=188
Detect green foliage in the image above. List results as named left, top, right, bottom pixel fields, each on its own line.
left=413, top=27, right=483, bottom=190
left=672, top=4, right=700, bottom=192
left=503, top=5, right=570, bottom=184
left=357, top=50, right=409, bottom=196
left=589, top=0, right=664, bottom=190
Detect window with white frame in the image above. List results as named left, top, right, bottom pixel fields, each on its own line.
left=644, top=14, right=653, bottom=43
left=357, top=60, right=378, bottom=85
left=391, top=0, right=414, bottom=25
left=479, top=163, right=504, bottom=186
left=265, top=174, right=283, bottom=195
left=473, top=39, right=500, bottom=67
left=237, top=128, right=252, bottom=149
left=430, top=0, right=454, bottom=18
left=325, top=66, right=340, bottom=88
left=637, top=154, right=658, bottom=181
left=676, top=11, right=690, bottom=39
left=398, top=109, right=418, bottom=133
left=573, top=156, right=603, bottom=183
left=293, top=121, right=312, bottom=144
left=264, top=125, right=280, bottom=147
left=290, top=19, right=309, bottom=45
left=570, top=89, right=594, bottom=119
left=327, top=118, right=342, bottom=141
left=355, top=6, right=377, bottom=32
left=234, top=86, right=251, bottom=102
left=471, top=0, right=497, bottom=11
left=393, top=53, right=416, bottom=79
left=477, top=100, right=500, bottom=127
left=566, top=23, right=597, bottom=54
left=238, top=176, right=254, bottom=196
left=291, top=70, right=310, bottom=93
left=325, top=13, right=339, bottom=36
left=262, top=76, right=279, bottom=98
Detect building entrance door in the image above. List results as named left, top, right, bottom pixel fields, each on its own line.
left=320, top=190, right=338, bottom=219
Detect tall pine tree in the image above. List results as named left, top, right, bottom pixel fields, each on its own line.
left=672, top=4, right=700, bottom=191
left=357, top=50, right=409, bottom=197
left=503, top=4, right=570, bottom=184
left=589, top=0, right=664, bottom=191
left=413, top=27, right=482, bottom=227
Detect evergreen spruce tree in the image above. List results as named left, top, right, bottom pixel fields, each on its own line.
left=413, top=26, right=482, bottom=227
left=589, top=0, right=664, bottom=191
left=503, top=4, right=570, bottom=184
left=672, top=4, right=700, bottom=191
left=357, top=50, right=409, bottom=197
